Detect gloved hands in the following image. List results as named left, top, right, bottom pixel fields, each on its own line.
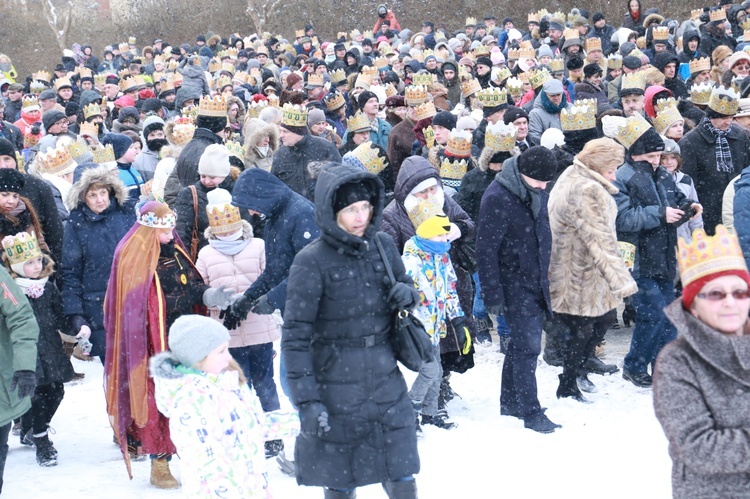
left=203, top=285, right=234, bottom=310
left=220, top=294, right=254, bottom=330
left=387, top=281, right=420, bottom=310
left=298, top=402, right=331, bottom=439
left=10, top=370, right=36, bottom=399
left=251, top=294, right=275, bottom=315
left=487, top=304, right=506, bottom=317
left=451, top=316, right=473, bottom=355
left=70, top=315, right=91, bottom=339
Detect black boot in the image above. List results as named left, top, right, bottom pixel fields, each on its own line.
left=421, top=413, right=457, bottom=430
left=523, top=411, right=562, bottom=434
left=585, top=354, right=619, bottom=375
left=622, top=302, right=636, bottom=327
left=542, top=321, right=565, bottom=367
left=264, top=439, right=284, bottom=458
left=33, top=434, right=58, bottom=467
left=556, top=374, right=589, bottom=403
left=383, top=479, right=418, bottom=499
left=474, top=317, right=492, bottom=345
left=324, top=488, right=356, bottom=498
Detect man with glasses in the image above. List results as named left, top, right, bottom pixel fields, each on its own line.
left=41, top=109, right=75, bottom=139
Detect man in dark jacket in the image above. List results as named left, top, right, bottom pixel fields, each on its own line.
left=387, top=101, right=419, bottom=178
left=587, top=12, right=616, bottom=55
left=0, top=103, right=23, bottom=151
left=271, top=105, right=341, bottom=201
left=679, top=28, right=708, bottom=64
left=681, top=87, right=749, bottom=234
left=613, top=120, right=701, bottom=388
left=699, top=16, right=736, bottom=58
left=654, top=52, right=688, bottom=100
left=476, top=146, right=560, bottom=434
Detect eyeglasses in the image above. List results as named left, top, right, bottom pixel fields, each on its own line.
left=341, top=203, right=372, bottom=216
left=736, top=64, right=750, bottom=70
left=696, top=289, right=750, bottom=301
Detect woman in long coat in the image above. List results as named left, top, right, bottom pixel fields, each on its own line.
left=282, top=164, right=420, bottom=499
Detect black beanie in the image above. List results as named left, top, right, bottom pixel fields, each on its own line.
left=65, top=102, right=79, bottom=117
left=622, top=56, right=642, bottom=70
left=476, top=56, right=493, bottom=68
left=432, top=111, right=457, bottom=130
left=0, top=168, right=25, bottom=193
left=0, top=138, right=17, bottom=161
left=593, top=12, right=605, bottom=23
left=42, top=110, right=66, bottom=131
left=503, top=106, right=529, bottom=125
left=196, top=115, right=228, bottom=134
left=102, top=133, right=133, bottom=161
left=629, top=127, right=665, bottom=156
left=357, top=91, right=379, bottom=110
left=567, top=57, right=584, bottom=71
left=142, top=98, right=162, bottom=113
left=490, top=150, right=512, bottom=164
left=517, top=145, right=557, bottom=181
left=584, top=63, right=603, bottom=78
left=333, top=180, right=375, bottom=213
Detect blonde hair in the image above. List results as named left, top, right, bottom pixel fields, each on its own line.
left=643, top=67, right=665, bottom=86
left=575, top=137, right=625, bottom=174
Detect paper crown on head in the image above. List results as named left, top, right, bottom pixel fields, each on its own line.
left=91, top=143, right=116, bottom=164
left=66, top=138, right=90, bottom=162
left=36, top=143, right=77, bottom=177
left=385, top=83, right=397, bottom=97
left=324, top=91, right=346, bottom=111
left=485, top=121, right=517, bottom=151
left=214, top=75, right=232, bottom=91
left=208, top=59, right=221, bottom=73
left=2, top=231, right=42, bottom=266
left=281, top=103, right=308, bottom=128
left=528, top=12, right=541, bottom=23
left=460, top=79, right=482, bottom=99
left=690, top=82, right=713, bottom=105
left=414, top=101, right=438, bottom=121
left=83, top=103, right=102, bottom=120
left=560, top=103, right=597, bottom=131
left=505, top=77, right=524, bottom=95
left=346, top=111, right=370, bottom=133
left=361, top=66, right=378, bottom=79
left=585, top=37, right=602, bottom=52
left=652, top=26, right=670, bottom=42
left=477, top=87, right=508, bottom=108
left=77, top=67, right=93, bottom=79
left=621, top=71, right=646, bottom=92
left=54, top=77, right=72, bottom=91
left=295, top=29, right=305, bottom=37
left=445, top=130, right=473, bottom=158
left=93, top=74, right=107, bottom=87
left=440, top=157, right=469, bottom=184
left=494, top=67, right=512, bottom=83
left=245, top=100, right=268, bottom=119
left=689, top=57, right=711, bottom=75
left=354, top=74, right=372, bottom=89
left=612, top=114, right=654, bottom=149
left=225, top=140, right=245, bottom=160
left=691, top=8, right=704, bottom=20
left=518, top=46, right=536, bottom=60
left=350, top=141, right=388, bottom=174
left=22, top=95, right=39, bottom=112
left=474, top=45, right=491, bottom=56
left=412, top=73, right=434, bottom=87
left=206, top=188, right=242, bottom=236
left=405, top=85, right=429, bottom=106
left=79, top=121, right=99, bottom=139
left=678, top=224, right=749, bottom=292
left=529, top=68, right=551, bottom=89
left=198, top=94, right=228, bottom=117
left=653, top=102, right=684, bottom=135
left=507, top=48, right=520, bottom=60
left=373, top=56, right=389, bottom=70
left=330, top=68, right=346, bottom=84
left=607, top=54, right=623, bottom=69
left=563, top=28, right=580, bottom=42
left=708, top=85, right=740, bottom=116
left=32, top=70, right=51, bottom=83
left=137, top=209, right=176, bottom=229
left=29, top=81, right=45, bottom=94
left=656, top=97, right=677, bottom=113
left=119, top=76, right=138, bottom=93
left=710, top=8, right=727, bottom=22
left=466, top=16, right=477, bottom=26
left=423, top=126, right=436, bottom=149
left=407, top=195, right=444, bottom=231
left=549, top=58, right=565, bottom=73
left=306, top=73, right=324, bottom=88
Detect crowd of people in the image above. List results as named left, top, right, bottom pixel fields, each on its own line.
left=2, top=1, right=750, bottom=497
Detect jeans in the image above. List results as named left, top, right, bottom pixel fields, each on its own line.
left=409, top=344, right=442, bottom=417
left=501, top=313, right=544, bottom=418
left=624, top=277, right=677, bottom=374
left=231, top=343, right=281, bottom=412
left=472, top=272, right=487, bottom=320
left=0, top=422, right=9, bottom=494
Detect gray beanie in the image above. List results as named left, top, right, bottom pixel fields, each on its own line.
left=168, top=315, right=230, bottom=367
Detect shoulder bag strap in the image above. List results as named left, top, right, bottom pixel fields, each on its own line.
left=373, top=233, right=396, bottom=287
left=189, top=185, right=199, bottom=261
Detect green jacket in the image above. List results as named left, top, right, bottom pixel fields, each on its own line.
left=0, top=266, right=39, bottom=426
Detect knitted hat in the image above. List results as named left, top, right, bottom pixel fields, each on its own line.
left=629, top=127, right=665, bottom=156
left=357, top=90, right=379, bottom=110
left=622, top=56, right=642, bottom=70
left=0, top=138, right=16, bottom=160
left=584, top=63, right=603, bottom=78
left=101, top=133, right=133, bottom=161
left=333, top=180, right=376, bottom=214
left=0, top=168, right=25, bottom=193
left=307, top=108, right=327, bottom=126
left=503, top=106, right=529, bottom=125
left=456, top=116, right=478, bottom=131
left=432, top=111, right=457, bottom=130
left=198, top=144, right=231, bottom=177
left=42, top=110, right=66, bottom=131
left=168, top=315, right=230, bottom=368
left=517, top=145, right=556, bottom=181
left=416, top=213, right=451, bottom=239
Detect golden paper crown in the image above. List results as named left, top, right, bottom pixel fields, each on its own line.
left=408, top=196, right=444, bottom=230
left=66, top=138, right=90, bottom=161
left=466, top=17, right=477, bottom=26
left=166, top=60, right=179, bottom=71
left=652, top=26, right=670, bottom=42
left=232, top=71, right=249, bottom=85
left=621, top=71, right=646, bottom=92
left=373, top=56, right=389, bottom=70
left=54, top=77, right=72, bottom=91
left=207, top=200, right=242, bottom=235
left=37, top=143, right=77, bottom=176
left=337, top=31, right=348, bottom=40
left=653, top=103, right=683, bottom=135
left=709, top=9, right=727, bottom=22
left=405, top=85, right=429, bottom=106
left=655, top=97, right=677, bottom=113
left=128, top=36, right=136, bottom=45
left=412, top=73, right=434, bottom=87
left=505, top=77, right=524, bottom=95
left=118, top=42, right=130, bottom=53
left=494, top=67, right=512, bottom=84
left=214, top=75, right=232, bottom=91
left=219, top=62, right=235, bottom=76
left=586, top=37, right=602, bottom=53
left=607, top=54, right=623, bottom=69
left=22, top=95, right=39, bottom=111
left=324, top=91, right=346, bottom=112
left=613, top=115, right=654, bottom=149
left=350, top=141, right=388, bottom=174
left=474, top=45, right=491, bottom=56
left=414, top=101, right=437, bottom=121
left=691, top=9, right=704, bottom=20
left=485, top=121, right=518, bottom=151
left=362, top=30, right=374, bottom=40
left=167, top=122, right=196, bottom=146
left=117, top=68, right=130, bottom=79
left=282, top=103, right=308, bottom=128
left=153, top=54, right=165, bottom=66
left=690, top=82, right=713, bottom=105
left=208, top=59, right=222, bottom=73
left=440, top=157, right=469, bottom=181
left=267, top=94, right=279, bottom=108
left=708, top=85, right=740, bottom=116
left=32, top=70, right=51, bottom=83
left=82, top=103, right=102, bottom=120
left=79, top=121, right=99, bottom=138
left=445, top=130, right=472, bottom=158
left=742, top=19, right=750, bottom=31
left=94, top=74, right=107, bottom=87
left=528, top=12, right=541, bottom=23
left=409, top=124, right=430, bottom=151
left=560, top=104, right=597, bottom=131
left=119, top=76, right=138, bottom=93
left=295, top=29, right=305, bottom=38
left=330, top=68, right=346, bottom=84
left=2, top=231, right=42, bottom=266
left=306, top=73, right=324, bottom=87
left=246, top=100, right=268, bottom=119
left=507, top=48, right=520, bottom=60
left=226, top=47, right=239, bottom=59
left=198, top=94, right=228, bottom=117
left=529, top=68, right=551, bottom=90
left=460, top=79, right=482, bottom=99
left=137, top=210, right=176, bottom=229
left=477, top=87, right=508, bottom=108
left=519, top=46, right=536, bottom=59
left=29, top=81, right=45, bottom=94
left=678, top=225, right=748, bottom=288
left=385, top=83, right=397, bottom=98
left=77, top=67, right=93, bottom=79
left=224, top=140, right=246, bottom=160
left=91, top=143, right=116, bottom=164
left=159, top=77, right=175, bottom=93
left=361, top=66, right=378, bottom=79
left=689, top=57, right=711, bottom=75
left=549, top=58, right=565, bottom=73
left=134, top=74, right=148, bottom=88
left=563, top=28, right=580, bottom=42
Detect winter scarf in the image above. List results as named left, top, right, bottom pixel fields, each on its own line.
left=495, top=158, right=543, bottom=219
left=15, top=276, right=48, bottom=298
left=701, top=117, right=734, bottom=173
left=207, top=237, right=251, bottom=256
left=541, top=91, right=568, bottom=115
left=413, top=236, right=451, bottom=255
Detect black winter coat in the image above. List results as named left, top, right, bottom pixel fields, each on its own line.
left=680, top=122, right=750, bottom=234
left=271, top=134, right=342, bottom=201
left=0, top=121, right=23, bottom=151
left=454, top=167, right=496, bottom=223
left=612, top=156, right=689, bottom=281
left=476, top=156, right=551, bottom=317
left=163, top=128, right=224, bottom=207
left=21, top=174, right=64, bottom=265
left=28, top=280, right=74, bottom=386
left=282, top=165, right=419, bottom=489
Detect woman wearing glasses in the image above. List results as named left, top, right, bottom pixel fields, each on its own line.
left=653, top=225, right=750, bottom=499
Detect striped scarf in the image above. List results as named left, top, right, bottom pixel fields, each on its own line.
left=701, top=117, right=734, bottom=173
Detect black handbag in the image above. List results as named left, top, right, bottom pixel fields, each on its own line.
left=374, top=234, right=433, bottom=372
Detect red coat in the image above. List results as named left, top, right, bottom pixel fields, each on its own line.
left=373, top=10, right=401, bottom=33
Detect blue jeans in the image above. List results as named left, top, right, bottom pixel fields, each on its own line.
left=473, top=272, right=510, bottom=337
left=231, top=343, right=281, bottom=412
left=624, top=277, right=677, bottom=374
left=501, top=312, right=544, bottom=418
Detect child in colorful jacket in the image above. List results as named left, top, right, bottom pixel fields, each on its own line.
left=402, top=199, right=471, bottom=431
left=150, top=315, right=299, bottom=498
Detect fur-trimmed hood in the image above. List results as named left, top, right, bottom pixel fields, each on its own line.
left=149, top=351, right=185, bottom=381
left=67, top=165, right=129, bottom=210
left=478, top=146, right=519, bottom=172
left=243, top=118, right=279, bottom=153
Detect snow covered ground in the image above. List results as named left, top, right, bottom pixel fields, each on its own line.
left=5, top=325, right=673, bottom=498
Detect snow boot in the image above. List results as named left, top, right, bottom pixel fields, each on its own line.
left=383, top=479, right=418, bottom=499
left=421, top=413, right=457, bottom=430
left=150, top=458, right=179, bottom=489
left=11, top=419, right=21, bottom=436
left=585, top=354, right=619, bottom=375
left=33, top=433, right=58, bottom=467
left=622, top=302, right=636, bottom=327
left=542, top=321, right=565, bottom=367
left=20, top=429, right=34, bottom=447
left=523, top=411, right=561, bottom=434
left=474, top=317, right=493, bottom=345
left=264, top=439, right=284, bottom=459
left=556, top=374, right=589, bottom=403
left=576, top=373, right=597, bottom=393
left=324, top=488, right=356, bottom=498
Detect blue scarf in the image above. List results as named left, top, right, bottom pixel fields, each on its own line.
left=208, top=237, right=252, bottom=256
left=540, top=91, right=568, bottom=115
left=414, top=236, right=451, bottom=255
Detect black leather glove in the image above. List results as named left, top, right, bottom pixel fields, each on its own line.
left=451, top=316, right=473, bottom=355
left=487, top=304, right=506, bottom=317
left=10, top=370, right=36, bottom=399
left=220, top=294, right=254, bottom=330
left=298, top=402, right=331, bottom=439
left=387, top=281, right=420, bottom=310
left=250, top=294, right=275, bottom=315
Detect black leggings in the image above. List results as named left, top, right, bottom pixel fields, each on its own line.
left=0, top=422, right=9, bottom=493
left=21, top=382, right=65, bottom=436
left=556, top=310, right=617, bottom=380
